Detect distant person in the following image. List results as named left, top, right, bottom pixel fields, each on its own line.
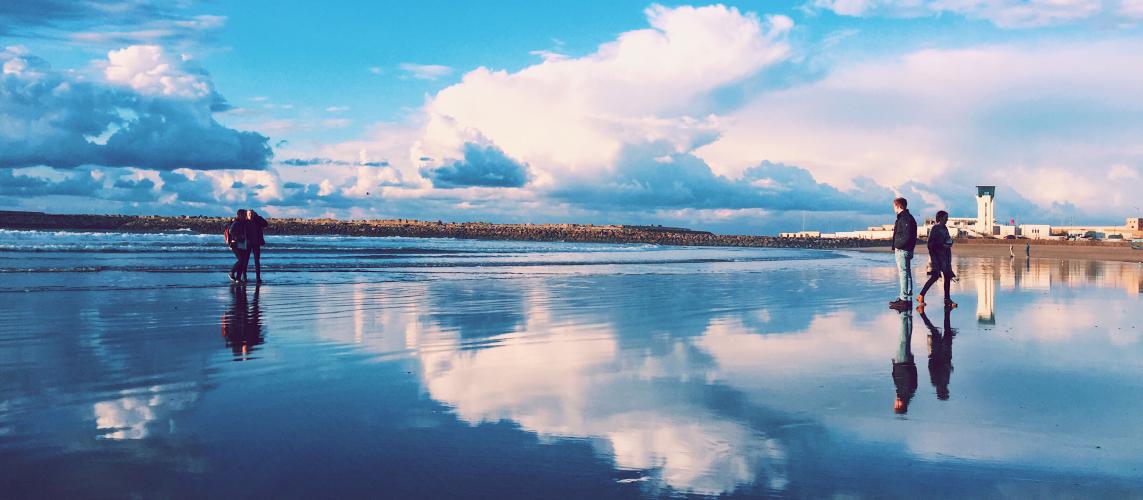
left=890, top=197, right=918, bottom=309
left=919, top=306, right=955, bottom=400
left=246, top=209, right=268, bottom=283
left=892, top=307, right=917, bottom=414
left=225, top=209, right=251, bottom=283
left=1026, top=241, right=1031, bottom=258
left=917, top=210, right=957, bottom=310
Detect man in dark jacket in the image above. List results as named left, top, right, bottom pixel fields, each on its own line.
left=245, top=209, right=268, bottom=283
left=890, top=197, right=917, bottom=309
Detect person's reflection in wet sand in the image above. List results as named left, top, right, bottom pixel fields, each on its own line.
left=892, top=308, right=918, bottom=415
left=221, top=284, right=264, bottom=360
left=920, top=306, right=955, bottom=401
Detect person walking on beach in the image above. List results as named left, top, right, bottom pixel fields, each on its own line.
left=246, top=209, right=268, bottom=283
left=917, top=210, right=957, bottom=310
left=226, top=209, right=252, bottom=283
left=890, top=197, right=918, bottom=309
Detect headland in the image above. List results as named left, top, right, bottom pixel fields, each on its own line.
left=0, top=211, right=882, bottom=249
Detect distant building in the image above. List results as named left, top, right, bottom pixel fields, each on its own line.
left=976, top=186, right=996, bottom=236
left=1054, top=218, right=1143, bottom=240
left=778, top=231, right=821, bottom=238
left=1020, top=224, right=1052, bottom=239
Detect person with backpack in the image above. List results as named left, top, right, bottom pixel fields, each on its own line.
left=246, top=209, right=268, bottom=283
left=917, top=210, right=957, bottom=310
left=225, top=209, right=251, bottom=283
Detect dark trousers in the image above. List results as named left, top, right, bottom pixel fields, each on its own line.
left=230, top=246, right=251, bottom=279
left=919, top=269, right=951, bottom=299
left=248, top=245, right=261, bottom=280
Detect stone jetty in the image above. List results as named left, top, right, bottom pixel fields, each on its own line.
left=0, top=211, right=885, bottom=249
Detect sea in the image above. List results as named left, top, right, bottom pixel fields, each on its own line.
left=1, top=229, right=1141, bottom=498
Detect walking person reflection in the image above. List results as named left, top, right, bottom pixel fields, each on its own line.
left=919, top=305, right=955, bottom=400
left=892, top=308, right=918, bottom=415
left=221, top=284, right=264, bottom=360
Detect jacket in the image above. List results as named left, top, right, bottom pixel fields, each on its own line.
left=227, top=218, right=252, bottom=246
left=892, top=209, right=918, bottom=251
left=926, top=223, right=954, bottom=275
left=248, top=213, right=268, bottom=247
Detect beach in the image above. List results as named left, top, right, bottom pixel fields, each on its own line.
left=2, top=229, right=1142, bottom=498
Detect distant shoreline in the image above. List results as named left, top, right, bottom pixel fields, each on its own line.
left=0, top=211, right=885, bottom=250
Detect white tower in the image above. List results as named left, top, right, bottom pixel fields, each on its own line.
left=976, top=185, right=996, bottom=236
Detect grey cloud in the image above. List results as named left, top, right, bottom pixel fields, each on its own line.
left=0, top=169, right=103, bottom=197
left=0, top=1, right=222, bottom=45
left=420, top=142, right=530, bottom=189
left=0, top=168, right=159, bottom=202
left=0, top=51, right=271, bottom=170
left=552, top=143, right=889, bottom=213
left=281, top=157, right=390, bottom=167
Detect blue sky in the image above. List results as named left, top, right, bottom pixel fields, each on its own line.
left=2, top=0, right=1142, bottom=233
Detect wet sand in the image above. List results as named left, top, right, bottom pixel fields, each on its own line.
left=3, top=234, right=1142, bottom=498
left=857, top=241, right=1143, bottom=263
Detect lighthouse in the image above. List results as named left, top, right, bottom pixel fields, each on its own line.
left=976, top=185, right=996, bottom=236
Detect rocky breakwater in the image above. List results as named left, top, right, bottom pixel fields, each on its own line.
left=0, top=211, right=885, bottom=249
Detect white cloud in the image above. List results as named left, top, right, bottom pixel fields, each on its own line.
left=416, top=5, right=792, bottom=184
left=696, top=40, right=1143, bottom=216
left=1121, top=0, right=1143, bottom=17
left=398, top=63, right=454, bottom=80
left=103, top=45, right=213, bottom=99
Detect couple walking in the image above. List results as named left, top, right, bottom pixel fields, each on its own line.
left=225, top=209, right=268, bottom=283
left=889, top=197, right=956, bottom=312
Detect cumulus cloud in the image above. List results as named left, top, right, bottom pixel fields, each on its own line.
left=415, top=5, right=793, bottom=181
left=0, top=46, right=271, bottom=170
left=420, top=142, right=530, bottom=188
left=104, top=45, right=216, bottom=101
left=810, top=0, right=1115, bottom=28
left=697, top=40, right=1143, bottom=220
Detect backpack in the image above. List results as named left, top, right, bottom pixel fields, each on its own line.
left=225, top=220, right=247, bottom=246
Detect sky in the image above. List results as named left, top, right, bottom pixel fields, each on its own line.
left=2, top=0, right=1142, bottom=234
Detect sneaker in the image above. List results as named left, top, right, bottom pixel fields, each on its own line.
left=228, top=272, right=237, bottom=283
left=945, top=300, right=958, bottom=309
left=889, top=299, right=911, bottom=309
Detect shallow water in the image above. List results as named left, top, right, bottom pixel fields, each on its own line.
left=1, top=230, right=1141, bottom=498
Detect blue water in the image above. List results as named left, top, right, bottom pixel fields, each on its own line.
left=1, top=230, right=1141, bottom=498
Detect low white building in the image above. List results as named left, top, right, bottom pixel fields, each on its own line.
left=1020, top=224, right=1052, bottom=239
left=778, top=231, right=821, bottom=238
